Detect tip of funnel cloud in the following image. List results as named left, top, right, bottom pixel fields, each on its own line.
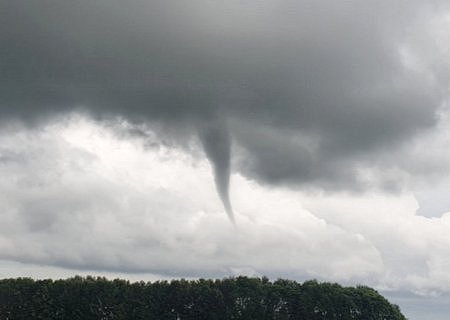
left=222, top=195, right=236, bottom=226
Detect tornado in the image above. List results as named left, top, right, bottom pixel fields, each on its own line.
left=198, top=119, right=235, bottom=224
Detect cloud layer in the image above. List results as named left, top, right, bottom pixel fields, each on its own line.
left=1, top=116, right=450, bottom=297
left=1, top=0, right=449, bottom=191
left=0, top=117, right=381, bottom=279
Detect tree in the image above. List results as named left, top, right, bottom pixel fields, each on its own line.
left=0, top=276, right=406, bottom=320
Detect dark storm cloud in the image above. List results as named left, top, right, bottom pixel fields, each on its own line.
left=0, top=0, right=445, bottom=191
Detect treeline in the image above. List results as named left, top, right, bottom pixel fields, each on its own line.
left=0, top=276, right=405, bottom=320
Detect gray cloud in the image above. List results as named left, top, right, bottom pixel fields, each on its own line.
left=0, top=0, right=448, bottom=193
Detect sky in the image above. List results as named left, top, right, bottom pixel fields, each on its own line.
left=1, top=1, right=450, bottom=319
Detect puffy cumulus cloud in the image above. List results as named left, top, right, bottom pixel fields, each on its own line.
left=1, top=0, right=449, bottom=191
left=0, top=116, right=382, bottom=281
left=2, top=116, right=450, bottom=298
left=299, top=192, right=450, bottom=295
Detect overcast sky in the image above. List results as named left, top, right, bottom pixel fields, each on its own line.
left=1, top=1, right=450, bottom=319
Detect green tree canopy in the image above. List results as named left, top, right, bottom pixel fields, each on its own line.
left=0, top=276, right=406, bottom=320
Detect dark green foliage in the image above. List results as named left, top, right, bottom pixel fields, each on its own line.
left=0, top=276, right=406, bottom=320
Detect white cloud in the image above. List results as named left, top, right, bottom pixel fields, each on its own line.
left=1, top=114, right=450, bottom=298
left=0, top=115, right=380, bottom=278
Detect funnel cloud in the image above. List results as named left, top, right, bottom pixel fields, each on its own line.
left=198, top=119, right=234, bottom=223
